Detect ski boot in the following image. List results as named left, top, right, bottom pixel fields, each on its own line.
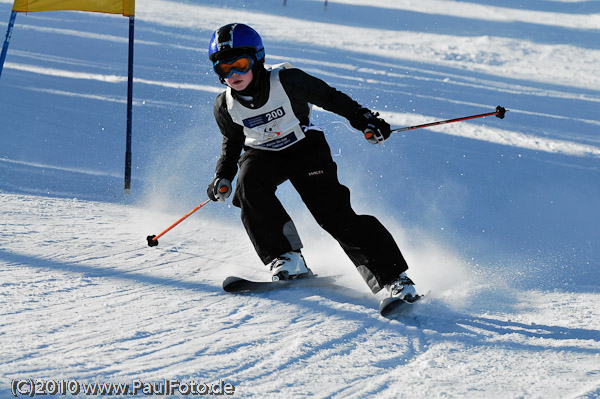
left=387, top=272, right=418, bottom=302
left=269, top=251, right=312, bottom=281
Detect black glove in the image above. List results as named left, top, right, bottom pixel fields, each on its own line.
left=207, top=177, right=232, bottom=202
left=349, top=108, right=391, bottom=145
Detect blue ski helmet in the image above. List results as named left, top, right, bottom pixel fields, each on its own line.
left=208, top=23, right=265, bottom=63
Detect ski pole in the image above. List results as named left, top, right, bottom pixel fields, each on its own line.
left=391, top=105, right=507, bottom=133
left=146, top=198, right=211, bottom=247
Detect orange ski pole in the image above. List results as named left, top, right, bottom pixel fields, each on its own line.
left=147, top=198, right=211, bottom=247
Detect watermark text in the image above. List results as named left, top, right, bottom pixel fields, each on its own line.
left=11, top=378, right=235, bottom=396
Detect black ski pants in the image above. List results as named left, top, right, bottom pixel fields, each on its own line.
left=232, top=129, right=408, bottom=293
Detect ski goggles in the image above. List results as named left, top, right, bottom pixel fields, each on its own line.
left=213, top=55, right=254, bottom=79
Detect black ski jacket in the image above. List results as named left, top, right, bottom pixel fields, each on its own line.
left=212, top=66, right=366, bottom=181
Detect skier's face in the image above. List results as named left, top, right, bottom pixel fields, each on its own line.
left=225, top=69, right=253, bottom=91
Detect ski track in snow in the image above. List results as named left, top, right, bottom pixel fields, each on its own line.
left=1, top=193, right=599, bottom=398
left=5, top=59, right=600, bottom=157
left=4, top=4, right=600, bottom=157
left=132, top=0, right=600, bottom=91
left=314, top=0, right=600, bottom=31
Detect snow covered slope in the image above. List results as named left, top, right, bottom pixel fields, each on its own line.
left=1, top=0, right=599, bottom=397
left=2, top=192, right=599, bottom=398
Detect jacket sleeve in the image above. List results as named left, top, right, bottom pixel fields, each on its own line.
left=212, top=93, right=245, bottom=182
left=279, top=67, right=365, bottom=126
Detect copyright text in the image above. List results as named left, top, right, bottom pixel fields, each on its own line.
left=10, top=378, right=236, bottom=396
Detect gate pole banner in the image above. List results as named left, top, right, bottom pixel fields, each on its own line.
left=12, top=0, right=135, bottom=16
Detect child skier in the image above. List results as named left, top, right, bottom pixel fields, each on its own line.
left=206, top=23, right=417, bottom=301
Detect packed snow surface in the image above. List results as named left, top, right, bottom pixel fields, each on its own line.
left=1, top=0, right=599, bottom=397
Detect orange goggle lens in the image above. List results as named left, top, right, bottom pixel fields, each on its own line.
left=214, top=56, right=254, bottom=79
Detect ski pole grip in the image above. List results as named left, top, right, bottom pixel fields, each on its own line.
left=495, top=105, right=507, bottom=119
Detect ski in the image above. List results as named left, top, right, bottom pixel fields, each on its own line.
left=224, top=275, right=423, bottom=317
left=222, top=275, right=337, bottom=293
left=379, top=295, right=423, bottom=318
